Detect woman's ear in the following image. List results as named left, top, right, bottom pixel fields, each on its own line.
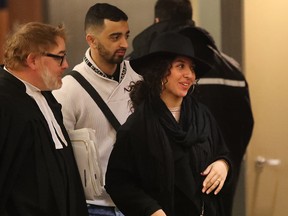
left=154, top=17, right=160, bottom=23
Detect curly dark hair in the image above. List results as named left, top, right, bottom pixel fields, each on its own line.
left=128, top=55, right=175, bottom=110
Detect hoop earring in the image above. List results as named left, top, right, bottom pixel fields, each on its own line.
left=189, top=79, right=199, bottom=95
left=161, top=80, right=165, bottom=90
left=189, top=84, right=196, bottom=95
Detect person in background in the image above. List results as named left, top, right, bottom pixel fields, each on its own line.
left=128, top=0, right=194, bottom=60
left=129, top=0, right=254, bottom=214
left=53, top=3, right=141, bottom=216
left=0, top=22, right=88, bottom=216
left=105, top=32, right=232, bottom=216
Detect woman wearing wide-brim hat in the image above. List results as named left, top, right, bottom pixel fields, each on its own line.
left=105, top=32, right=232, bottom=216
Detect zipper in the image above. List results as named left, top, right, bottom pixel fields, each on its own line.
left=200, top=201, right=204, bottom=216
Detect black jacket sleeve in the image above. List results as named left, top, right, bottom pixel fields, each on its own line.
left=105, top=125, right=162, bottom=216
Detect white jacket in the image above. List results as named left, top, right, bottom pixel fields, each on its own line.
left=53, top=48, right=141, bottom=206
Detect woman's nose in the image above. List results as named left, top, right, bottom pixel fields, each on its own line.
left=184, top=69, right=196, bottom=79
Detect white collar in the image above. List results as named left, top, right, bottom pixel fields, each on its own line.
left=24, top=81, right=68, bottom=149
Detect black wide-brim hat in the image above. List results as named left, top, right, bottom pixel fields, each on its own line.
left=130, top=31, right=211, bottom=78
left=178, top=26, right=217, bottom=65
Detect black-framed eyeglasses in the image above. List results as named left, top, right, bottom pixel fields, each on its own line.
left=43, top=52, right=67, bottom=66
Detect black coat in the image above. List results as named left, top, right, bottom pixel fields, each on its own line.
left=106, top=97, right=232, bottom=216
left=0, top=67, right=88, bottom=216
left=130, top=21, right=253, bottom=168
left=129, top=21, right=254, bottom=215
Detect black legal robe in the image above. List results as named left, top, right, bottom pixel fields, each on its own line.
left=0, top=67, right=88, bottom=216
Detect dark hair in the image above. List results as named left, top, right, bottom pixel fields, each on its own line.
left=129, top=55, right=175, bottom=110
left=85, top=3, right=128, bottom=32
left=155, top=0, right=192, bottom=22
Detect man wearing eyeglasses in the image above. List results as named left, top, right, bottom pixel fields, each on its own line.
left=0, top=22, right=88, bottom=216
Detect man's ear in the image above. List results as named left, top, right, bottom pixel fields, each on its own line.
left=26, top=53, right=38, bottom=70
left=154, top=17, right=160, bottom=23
left=86, top=34, right=97, bottom=49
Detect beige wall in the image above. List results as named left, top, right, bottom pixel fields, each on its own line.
left=244, top=1, right=288, bottom=215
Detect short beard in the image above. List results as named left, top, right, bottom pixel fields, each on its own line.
left=98, top=42, right=124, bottom=64
left=41, top=66, right=62, bottom=90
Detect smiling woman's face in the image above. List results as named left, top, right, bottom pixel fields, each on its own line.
left=160, top=56, right=196, bottom=105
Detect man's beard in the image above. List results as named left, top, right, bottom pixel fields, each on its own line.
left=41, top=66, right=62, bottom=90
left=98, top=42, right=124, bottom=64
